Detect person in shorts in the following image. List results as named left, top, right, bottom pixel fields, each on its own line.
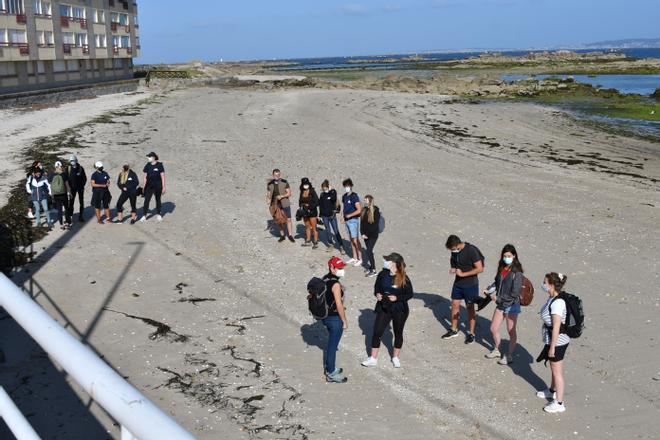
left=90, top=161, right=112, bottom=224
left=266, top=169, right=295, bottom=243
left=442, top=235, right=484, bottom=344
left=340, top=178, right=362, bottom=267
left=141, top=152, right=166, bottom=222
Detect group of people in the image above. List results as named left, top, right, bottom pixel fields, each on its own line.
left=266, top=170, right=382, bottom=277
left=25, top=152, right=167, bottom=228
left=266, top=167, right=576, bottom=415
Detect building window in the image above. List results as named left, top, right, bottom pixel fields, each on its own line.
left=37, top=60, right=45, bottom=73
left=9, top=28, right=26, bottom=43
left=66, top=59, right=78, bottom=71
left=62, top=31, right=74, bottom=44
left=59, top=4, right=71, bottom=17
left=75, top=32, right=87, bottom=47
left=94, top=9, right=104, bottom=23
left=119, top=13, right=128, bottom=25
left=34, top=0, right=51, bottom=15
left=37, top=30, right=54, bottom=46
left=6, top=0, right=25, bottom=14
left=120, top=35, right=129, bottom=48
left=72, top=5, right=84, bottom=19
left=0, top=62, right=18, bottom=76
left=0, top=29, right=7, bottom=46
left=53, top=60, right=65, bottom=72
left=133, top=15, right=138, bottom=26
left=95, top=33, right=106, bottom=48
left=110, top=11, right=118, bottom=23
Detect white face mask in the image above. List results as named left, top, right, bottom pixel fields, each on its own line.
left=336, top=269, right=345, bottom=278
left=150, top=158, right=157, bottom=164
left=503, top=257, right=514, bottom=265
left=383, top=260, right=390, bottom=270
left=451, top=249, right=460, bottom=254
left=344, top=187, right=351, bottom=193
left=303, top=184, right=310, bottom=190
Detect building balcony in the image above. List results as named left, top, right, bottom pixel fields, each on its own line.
left=61, top=16, right=70, bottom=27
left=1, top=42, right=30, bottom=55
left=16, top=14, right=27, bottom=24
left=112, top=45, right=119, bottom=54
left=111, top=22, right=118, bottom=31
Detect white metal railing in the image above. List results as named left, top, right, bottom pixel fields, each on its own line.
left=0, top=274, right=196, bottom=440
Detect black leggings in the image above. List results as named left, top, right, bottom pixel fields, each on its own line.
left=371, top=308, right=409, bottom=349
left=143, top=185, right=162, bottom=216
left=54, top=194, right=71, bottom=225
left=68, top=188, right=84, bottom=217
left=364, top=235, right=378, bottom=270
left=116, top=191, right=137, bottom=213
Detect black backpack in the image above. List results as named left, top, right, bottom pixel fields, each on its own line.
left=552, top=292, right=585, bottom=338
left=307, top=277, right=333, bottom=320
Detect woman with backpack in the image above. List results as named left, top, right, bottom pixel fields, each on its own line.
left=361, top=253, right=413, bottom=369
left=482, top=244, right=523, bottom=365
left=536, top=272, right=570, bottom=413
left=25, top=166, right=52, bottom=229
left=319, top=180, right=344, bottom=254
left=322, top=256, right=349, bottom=383
left=360, top=195, right=381, bottom=277
left=298, top=177, right=320, bottom=249
left=50, top=161, right=72, bottom=230
left=116, top=164, right=139, bottom=224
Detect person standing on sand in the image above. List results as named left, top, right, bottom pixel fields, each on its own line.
left=340, top=178, right=362, bottom=267
left=322, top=256, right=349, bottom=383
left=536, top=272, right=570, bottom=414
left=141, top=152, right=166, bottom=222
left=361, top=253, right=413, bottom=369
left=442, top=235, right=484, bottom=344
left=360, top=195, right=381, bottom=277
left=482, top=244, right=523, bottom=365
left=67, top=155, right=87, bottom=222
left=115, top=164, right=139, bottom=224
left=266, top=169, right=295, bottom=243
left=298, top=177, right=320, bottom=249
left=26, top=161, right=43, bottom=220
left=90, top=161, right=112, bottom=224
left=319, top=180, right=344, bottom=254
left=25, top=166, right=52, bottom=229
left=50, top=161, right=72, bottom=230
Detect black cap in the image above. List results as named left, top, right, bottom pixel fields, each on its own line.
left=146, top=152, right=158, bottom=160
left=383, top=252, right=404, bottom=264
left=301, top=177, right=310, bottom=185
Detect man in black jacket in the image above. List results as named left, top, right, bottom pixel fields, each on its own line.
left=67, top=155, right=87, bottom=222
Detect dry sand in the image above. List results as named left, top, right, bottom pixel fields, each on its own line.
left=1, top=87, right=659, bottom=439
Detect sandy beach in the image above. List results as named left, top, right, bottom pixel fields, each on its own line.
left=1, top=86, right=659, bottom=439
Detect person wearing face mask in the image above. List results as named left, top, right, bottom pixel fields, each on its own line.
left=298, top=177, right=320, bottom=249
left=141, top=152, right=166, bottom=222
left=482, top=244, right=523, bottom=365
left=266, top=168, right=295, bottom=243
left=90, top=161, right=112, bottom=224
left=362, top=253, right=413, bottom=368
left=536, top=272, right=570, bottom=413
left=360, top=195, right=381, bottom=277
left=115, top=164, right=139, bottom=224
left=25, top=166, right=52, bottom=229
left=67, top=155, right=87, bottom=222
left=442, top=235, right=485, bottom=344
left=340, top=178, right=362, bottom=267
left=50, top=161, right=72, bottom=230
left=26, top=161, right=43, bottom=220
left=322, top=257, right=349, bottom=383
left=318, top=180, right=344, bottom=254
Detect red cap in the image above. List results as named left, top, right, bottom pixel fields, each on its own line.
left=328, top=256, right=346, bottom=269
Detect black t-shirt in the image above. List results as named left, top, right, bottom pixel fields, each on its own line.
left=319, top=189, right=338, bottom=217
left=143, top=162, right=165, bottom=186
left=451, top=243, right=483, bottom=287
left=91, top=171, right=111, bottom=193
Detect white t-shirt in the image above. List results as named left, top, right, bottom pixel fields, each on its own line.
left=540, top=297, right=570, bottom=346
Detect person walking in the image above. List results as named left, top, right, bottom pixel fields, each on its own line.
left=442, top=235, right=485, bottom=344
left=90, top=161, right=112, bottom=224
left=322, top=257, right=349, bottom=383
left=25, top=166, right=52, bottom=229
left=50, top=161, right=72, bottom=230
left=299, top=177, right=320, bottom=249
left=361, top=253, right=413, bottom=368
left=141, top=152, right=165, bottom=222
left=67, top=155, right=87, bottom=222
left=360, top=195, right=381, bottom=277
left=318, top=180, right=344, bottom=254
left=536, top=272, right=570, bottom=413
left=116, top=164, right=139, bottom=224
left=340, top=178, right=362, bottom=267
left=266, top=169, right=295, bottom=243
left=483, top=244, right=523, bottom=365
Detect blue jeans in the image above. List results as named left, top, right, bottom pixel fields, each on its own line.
left=322, top=315, right=344, bottom=374
left=321, top=215, right=342, bottom=247
left=33, top=199, right=51, bottom=227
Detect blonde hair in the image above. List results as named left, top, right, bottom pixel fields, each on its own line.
left=362, top=194, right=375, bottom=224
left=394, top=259, right=407, bottom=288
left=119, top=167, right=130, bottom=185
left=54, top=166, right=63, bottom=174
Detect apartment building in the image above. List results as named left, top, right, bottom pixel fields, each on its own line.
left=0, top=0, right=140, bottom=94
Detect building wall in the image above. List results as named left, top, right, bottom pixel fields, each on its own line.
left=0, top=0, right=140, bottom=94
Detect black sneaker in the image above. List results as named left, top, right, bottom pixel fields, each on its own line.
left=441, top=329, right=459, bottom=339
left=130, top=219, right=136, bottom=225
left=301, top=240, right=311, bottom=247
left=312, top=242, right=318, bottom=249
left=78, top=215, right=84, bottom=222
left=278, top=236, right=286, bottom=242
left=287, top=236, right=295, bottom=243
left=465, top=333, right=475, bottom=344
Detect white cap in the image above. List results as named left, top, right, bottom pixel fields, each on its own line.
left=54, top=161, right=62, bottom=168
left=95, top=161, right=103, bottom=168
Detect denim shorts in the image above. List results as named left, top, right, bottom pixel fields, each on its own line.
left=498, top=302, right=521, bottom=315
left=282, top=206, right=291, bottom=219
left=345, top=218, right=360, bottom=238
left=451, top=284, right=480, bottom=304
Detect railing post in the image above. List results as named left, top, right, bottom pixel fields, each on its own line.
left=0, top=387, right=42, bottom=440
left=121, top=425, right=137, bottom=440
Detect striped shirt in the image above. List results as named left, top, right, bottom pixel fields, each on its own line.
left=540, top=296, right=570, bottom=346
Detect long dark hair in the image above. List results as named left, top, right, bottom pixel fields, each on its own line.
left=497, top=244, right=523, bottom=273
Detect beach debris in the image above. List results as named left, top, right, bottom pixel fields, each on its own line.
left=104, top=308, right=189, bottom=342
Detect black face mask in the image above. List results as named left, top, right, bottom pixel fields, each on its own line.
left=123, top=166, right=129, bottom=172
left=98, top=167, right=104, bottom=172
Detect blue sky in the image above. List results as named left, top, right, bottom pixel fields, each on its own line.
left=136, top=0, right=659, bottom=64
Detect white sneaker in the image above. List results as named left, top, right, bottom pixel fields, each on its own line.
left=498, top=355, right=511, bottom=365
left=536, top=388, right=557, bottom=400
left=485, top=349, right=501, bottom=359
left=361, top=357, right=377, bottom=367
left=156, top=215, right=163, bottom=222
left=392, top=357, right=401, bottom=368
left=346, top=258, right=357, bottom=265
left=27, top=212, right=35, bottom=219
left=139, top=216, right=146, bottom=222
left=543, top=400, right=566, bottom=413
left=353, top=259, right=363, bottom=267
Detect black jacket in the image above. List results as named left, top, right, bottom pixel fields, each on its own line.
left=360, top=206, right=381, bottom=238
left=487, top=268, right=523, bottom=308
left=299, top=189, right=319, bottom=217
left=117, top=170, right=139, bottom=194
left=373, top=269, right=413, bottom=313
left=68, top=164, right=87, bottom=191
left=319, top=189, right=338, bottom=217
